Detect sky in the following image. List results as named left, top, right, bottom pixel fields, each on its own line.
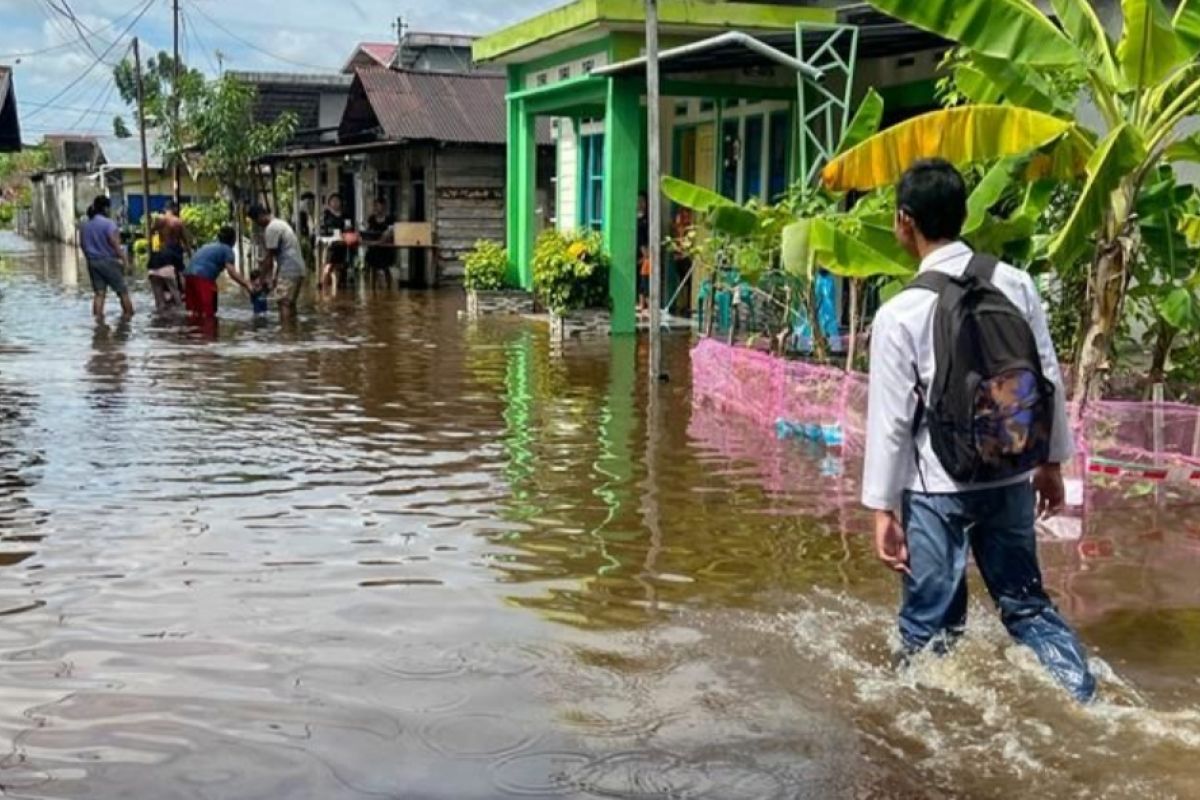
left=0, top=0, right=562, bottom=141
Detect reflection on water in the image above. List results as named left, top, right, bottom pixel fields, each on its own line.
left=0, top=237, right=1197, bottom=798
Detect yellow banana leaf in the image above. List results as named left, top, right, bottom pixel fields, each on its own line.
left=867, top=0, right=1080, bottom=66
left=1118, top=0, right=1193, bottom=90
left=1051, top=0, right=1121, bottom=89
left=1180, top=213, right=1200, bottom=247
left=1047, top=123, right=1146, bottom=264
left=821, top=105, right=1078, bottom=192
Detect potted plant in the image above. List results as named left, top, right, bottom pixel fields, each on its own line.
left=463, top=239, right=533, bottom=316
left=531, top=229, right=611, bottom=339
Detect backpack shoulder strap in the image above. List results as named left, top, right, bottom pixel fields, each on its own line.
left=905, top=270, right=952, bottom=295
left=966, top=252, right=999, bottom=283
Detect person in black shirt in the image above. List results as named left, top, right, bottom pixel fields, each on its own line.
left=364, top=198, right=397, bottom=290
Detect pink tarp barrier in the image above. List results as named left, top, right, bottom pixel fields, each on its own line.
left=691, top=338, right=1200, bottom=487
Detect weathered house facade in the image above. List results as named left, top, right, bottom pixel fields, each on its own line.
left=265, top=67, right=551, bottom=284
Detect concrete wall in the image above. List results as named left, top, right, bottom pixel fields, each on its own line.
left=30, top=171, right=88, bottom=245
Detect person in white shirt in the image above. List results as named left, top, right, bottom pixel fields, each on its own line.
left=863, top=159, right=1095, bottom=702
left=249, top=204, right=306, bottom=321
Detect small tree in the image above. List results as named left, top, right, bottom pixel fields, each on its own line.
left=190, top=75, right=296, bottom=264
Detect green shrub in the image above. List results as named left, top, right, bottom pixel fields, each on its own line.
left=463, top=239, right=509, bottom=291
left=180, top=199, right=229, bottom=245
left=532, top=229, right=610, bottom=313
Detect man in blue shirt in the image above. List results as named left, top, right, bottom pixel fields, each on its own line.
left=79, top=195, right=133, bottom=318
left=183, top=226, right=252, bottom=317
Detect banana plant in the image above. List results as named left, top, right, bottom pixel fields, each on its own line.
left=825, top=0, right=1200, bottom=407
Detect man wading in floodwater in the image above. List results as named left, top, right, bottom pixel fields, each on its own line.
left=862, top=159, right=1096, bottom=702
left=80, top=195, right=134, bottom=319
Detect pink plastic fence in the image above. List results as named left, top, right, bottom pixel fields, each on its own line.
left=691, top=338, right=1200, bottom=487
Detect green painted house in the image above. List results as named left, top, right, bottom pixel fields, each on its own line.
left=474, top=1, right=946, bottom=333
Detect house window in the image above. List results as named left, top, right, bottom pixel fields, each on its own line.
left=768, top=110, right=791, bottom=200
left=720, top=119, right=740, bottom=201
left=559, top=65, right=571, bottom=81
left=742, top=114, right=764, bottom=201
left=582, top=59, right=595, bottom=74
left=537, top=72, right=548, bottom=87
left=580, top=132, right=605, bottom=231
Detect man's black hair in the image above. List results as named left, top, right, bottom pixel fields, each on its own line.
left=896, top=158, right=967, bottom=242
left=217, top=225, right=236, bottom=246
left=247, top=203, right=270, bottom=220
left=327, top=193, right=341, bottom=202
left=92, top=195, right=111, bottom=215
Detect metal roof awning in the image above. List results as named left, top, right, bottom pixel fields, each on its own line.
left=594, top=31, right=825, bottom=82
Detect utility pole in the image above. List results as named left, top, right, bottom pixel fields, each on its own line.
left=645, top=0, right=665, bottom=381
left=172, top=0, right=182, bottom=206
left=133, top=37, right=153, bottom=250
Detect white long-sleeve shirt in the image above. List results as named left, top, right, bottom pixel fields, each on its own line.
left=860, top=241, right=1074, bottom=512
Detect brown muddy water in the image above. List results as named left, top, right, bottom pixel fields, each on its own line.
left=0, top=235, right=1198, bottom=799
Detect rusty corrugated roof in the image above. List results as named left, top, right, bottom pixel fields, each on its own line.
left=352, top=67, right=513, bottom=145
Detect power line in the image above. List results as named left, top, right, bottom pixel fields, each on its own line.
left=181, top=5, right=220, bottom=76
left=41, top=0, right=108, bottom=64
left=23, top=0, right=152, bottom=123
left=69, top=74, right=120, bottom=132
left=21, top=98, right=128, bottom=114
left=185, top=0, right=339, bottom=73
left=0, top=0, right=157, bottom=60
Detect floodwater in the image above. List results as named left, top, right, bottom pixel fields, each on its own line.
left=0, top=234, right=1198, bottom=799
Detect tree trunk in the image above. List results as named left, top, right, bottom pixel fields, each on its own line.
left=1148, top=321, right=1176, bottom=388
left=845, top=279, right=860, bottom=372
left=1072, top=238, right=1129, bottom=413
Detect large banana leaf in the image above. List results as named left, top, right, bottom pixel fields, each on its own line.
left=661, top=175, right=759, bottom=238
left=1051, top=0, right=1121, bottom=89
left=1158, top=286, right=1200, bottom=330
left=781, top=217, right=914, bottom=280
left=1047, top=123, right=1146, bottom=265
left=867, top=0, right=1080, bottom=66
left=852, top=213, right=920, bottom=271
left=709, top=204, right=760, bottom=238
left=808, top=217, right=915, bottom=279
left=821, top=105, right=1077, bottom=192
left=780, top=219, right=813, bottom=278
left=835, top=89, right=884, bottom=156
left=661, top=175, right=732, bottom=213
left=968, top=53, right=1071, bottom=116
left=969, top=180, right=1056, bottom=255
left=954, top=64, right=1004, bottom=105
left=1174, top=0, right=1200, bottom=51
left=1118, top=0, right=1193, bottom=90
left=1165, top=133, right=1200, bottom=163
left=964, top=157, right=1022, bottom=236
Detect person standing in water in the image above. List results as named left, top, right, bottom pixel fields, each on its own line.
left=80, top=195, right=134, bottom=319
left=148, top=201, right=191, bottom=311
left=183, top=226, right=252, bottom=318
left=249, top=203, right=305, bottom=321
left=862, top=159, right=1095, bottom=702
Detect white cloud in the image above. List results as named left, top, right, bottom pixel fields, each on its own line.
left=4, top=0, right=562, bottom=135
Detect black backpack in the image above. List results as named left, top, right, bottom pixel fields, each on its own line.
left=906, top=253, right=1055, bottom=484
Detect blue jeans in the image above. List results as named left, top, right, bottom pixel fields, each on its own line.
left=900, top=481, right=1096, bottom=702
